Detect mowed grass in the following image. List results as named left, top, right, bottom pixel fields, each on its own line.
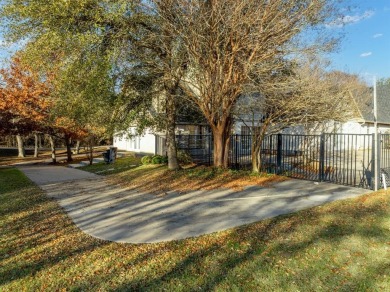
left=79, top=155, right=141, bottom=174
left=1, top=167, right=390, bottom=291
left=81, top=156, right=286, bottom=194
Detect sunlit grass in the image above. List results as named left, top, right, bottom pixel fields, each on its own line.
left=79, top=155, right=141, bottom=174
left=82, top=157, right=286, bottom=194
left=1, top=167, right=389, bottom=291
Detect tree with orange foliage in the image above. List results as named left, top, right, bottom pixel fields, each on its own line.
left=0, top=57, right=88, bottom=161
left=0, top=57, right=51, bottom=157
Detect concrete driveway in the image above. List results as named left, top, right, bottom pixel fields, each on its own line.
left=18, top=165, right=371, bottom=244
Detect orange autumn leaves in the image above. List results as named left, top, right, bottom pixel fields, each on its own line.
left=0, top=57, right=86, bottom=139
left=0, top=57, right=51, bottom=133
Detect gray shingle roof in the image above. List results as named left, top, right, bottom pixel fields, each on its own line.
left=357, top=82, right=390, bottom=125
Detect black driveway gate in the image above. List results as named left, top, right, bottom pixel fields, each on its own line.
left=155, top=133, right=389, bottom=189
left=255, top=134, right=373, bottom=189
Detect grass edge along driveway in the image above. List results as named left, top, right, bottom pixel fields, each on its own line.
left=1, top=167, right=389, bottom=291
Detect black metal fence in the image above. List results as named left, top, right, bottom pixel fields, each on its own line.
left=156, top=133, right=390, bottom=190
left=156, top=134, right=213, bottom=164
left=255, top=134, right=374, bottom=189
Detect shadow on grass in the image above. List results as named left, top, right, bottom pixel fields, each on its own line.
left=0, top=170, right=108, bottom=287
left=109, top=193, right=390, bottom=291
left=112, top=164, right=283, bottom=196
left=79, top=156, right=141, bottom=175
left=1, top=166, right=389, bottom=290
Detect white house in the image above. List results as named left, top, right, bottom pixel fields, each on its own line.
left=114, top=84, right=390, bottom=154
left=113, top=123, right=210, bottom=154
left=113, top=128, right=156, bottom=154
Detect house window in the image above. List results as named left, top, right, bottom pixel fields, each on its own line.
left=241, top=126, right=261, bottom=135
left=132, top=136, right=140, bottom=150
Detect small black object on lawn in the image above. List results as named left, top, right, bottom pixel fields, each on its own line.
left=103, top=147, right=117, bottom=164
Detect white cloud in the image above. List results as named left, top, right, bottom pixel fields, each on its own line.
left=360, top=52, right=372, bottom=57
left=373, top=33, right=383, bottom=38
left=326, top=10, right=375, bottom=28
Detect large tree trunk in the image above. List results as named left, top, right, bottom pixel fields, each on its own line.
left=16, top=134, right=25, bottom=158
left=251, top=140, right=262, bottom=173
left=166, top=91, right=179, bottom=170
left=34, top=133, right=39, bottom=158
left=85, top=135, right=95, bottom=165
left=211, top=117, right=232, bottom=168
left=65, top=134, right=73, bottom=162
left=49, top=136, right=56, bottom=164
left=251, top=123, right=269, bottom=173
left=212, top=130, right=229, bottom=168
left=75, top=140, right=81, bottom=155
left=88, top=144, right=93, bottom=165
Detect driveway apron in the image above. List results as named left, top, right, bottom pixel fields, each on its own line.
left=17, top=165, right=371, bottom=243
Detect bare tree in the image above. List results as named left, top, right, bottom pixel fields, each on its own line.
left=155, top=0, right=341, bottom=167
left=234, top=57, right=367, bottom=172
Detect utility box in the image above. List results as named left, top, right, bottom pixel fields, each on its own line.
left=103, top=147, right=117, bottom=164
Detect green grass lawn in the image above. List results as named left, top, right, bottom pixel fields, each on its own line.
left=1, top=167, right=390, bottom=291
left=79, top=155, right=141, bottom=174
left=80, top=156, right=286, bottom=194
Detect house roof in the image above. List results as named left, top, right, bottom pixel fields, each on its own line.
left=355, top=82, right=390, bottom=125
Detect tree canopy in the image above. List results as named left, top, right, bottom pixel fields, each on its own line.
left=1, top=0, right=350, bottom=168
left=0, top=57, right=51, bottom=136
left=153, top=0, right=344, bottom=167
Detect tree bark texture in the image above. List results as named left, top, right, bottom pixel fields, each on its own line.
left=166, top=91, right=179, bottom=170
left=49, top=135, right=56, bottom=163
left=16, top=134, right=25, bottom=158
left=65, top=134, right=73, bottom=162
left=251, top=139, right=263, bottom=173
left=211, top=117, right=232, bottom=168
left=251, top=124, right=269, bottom=173
left=34, top=133, right=39, bottom=158
left=75, top=140, right=81, bottom=154
left=88, top=145, right=93, bottom=165
left=85, top=136, right=95, bottom=165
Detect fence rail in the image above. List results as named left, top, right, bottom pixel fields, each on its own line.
left=156, top=133, right=390, bottom=190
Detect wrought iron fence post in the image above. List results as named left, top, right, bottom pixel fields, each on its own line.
left=277, top=134, right=282, bottom=173
left=208, top=135, right=212, bottom=166
left=319, top=133, right=325, bottom=182
left=235, top=134, right=238, bottom=168
left=371, top=132, right=382, bottom=190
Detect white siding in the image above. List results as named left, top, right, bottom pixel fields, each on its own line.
left=113, top=127, right=156, bottom=154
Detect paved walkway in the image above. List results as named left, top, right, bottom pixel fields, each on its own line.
left=17, top=165, right=371, bottom=244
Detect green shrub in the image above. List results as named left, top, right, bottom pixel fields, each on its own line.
left=141, top=155, right=152, bottom=165
left=161, top=156, right=168, bottom=164
left=177, top=150, right=193, bottom=164
left=151, top=155, right=167, bottom=164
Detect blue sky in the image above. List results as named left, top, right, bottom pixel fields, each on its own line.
left=327, top=0, right=390, bottom=80
left=0, top=1, right=389, bottom=81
